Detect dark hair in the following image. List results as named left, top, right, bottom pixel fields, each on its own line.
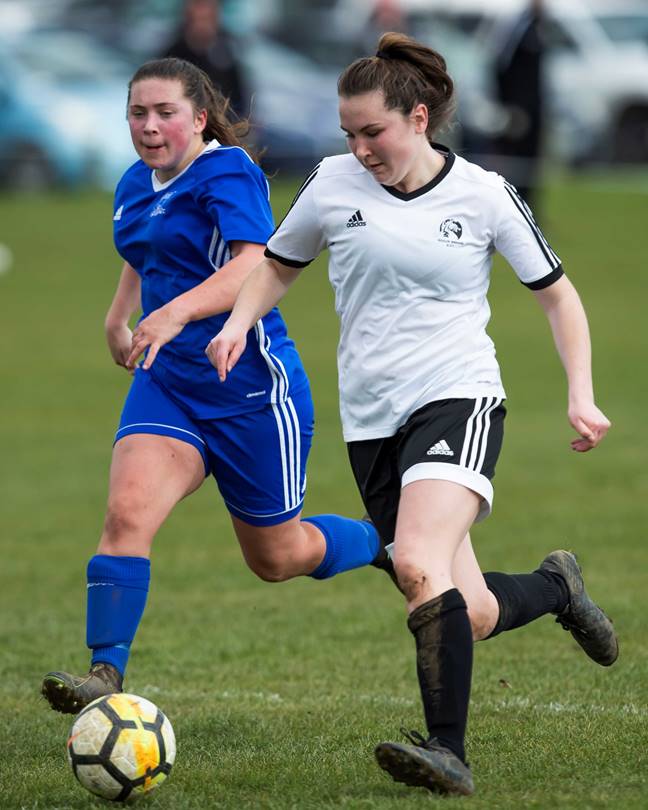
left=127, top=58, right=255, bottom=158
left=337, top=32, right=455, bottom=140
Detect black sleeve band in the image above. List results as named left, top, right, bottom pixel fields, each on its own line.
left=264, top=247, right=313, bottom=269
left=522, top=264, right=564, bottom=290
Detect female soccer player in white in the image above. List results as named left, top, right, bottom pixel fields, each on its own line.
left=41, top=58, right=390, bottom=714
left=209, top=32, right=617, bottom=796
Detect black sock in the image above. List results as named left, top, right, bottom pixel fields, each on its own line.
left=484, top=570, right=569, bottom=638
left=407, top=588, right=472, bottom=764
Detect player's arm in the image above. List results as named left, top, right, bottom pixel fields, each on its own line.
left=105, top=261, right=141, bottom=372
left=127, top=240, right=265, bottom=371
left=206, top=257, right=303, bottom=381
left=532, top=274, right=611, bottom=452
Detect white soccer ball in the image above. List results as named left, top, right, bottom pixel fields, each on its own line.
left=67, top=693, right=176, bottom=803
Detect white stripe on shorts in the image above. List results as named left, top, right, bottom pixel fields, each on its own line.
left=115, top=422, right=206, bottom=445
left=460, top=397, right=502, bottom=472
left=254, top=320, right=301, bottom=510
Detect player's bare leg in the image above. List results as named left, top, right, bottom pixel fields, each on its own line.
left=231, top=514, right=326, bottom=581
left=232, top=508, right=383, bottom=583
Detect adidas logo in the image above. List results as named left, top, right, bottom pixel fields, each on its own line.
left=113, top=205, right=123, bottom=221
left=346, top=209, right=367, bottom=228
left=427, top=440, right=454, bottom=456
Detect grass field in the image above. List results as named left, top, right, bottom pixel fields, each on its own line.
left=1, top=172, right=647, bottom=809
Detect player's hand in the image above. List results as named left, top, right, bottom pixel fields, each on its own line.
left=205, top=321, right=247, bottom=382
left=568, top=401, right=611, bottom=452
left=127, top=304, right=186, bottom=371
left=105, top=321, right=135, bottom=374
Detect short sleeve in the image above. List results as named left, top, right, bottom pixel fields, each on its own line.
left=196, top=151, right=274, bottom=245
left=494, top=179, right=563, bottom=289
left=265, top=164, right=326, bottom=268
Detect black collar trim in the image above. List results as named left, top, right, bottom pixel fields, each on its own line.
left=381, top=144, right=455, bottom=201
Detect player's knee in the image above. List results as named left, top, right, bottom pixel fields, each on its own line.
left=394, top=559, right=432, bottom=604
left=246, top=555, right=293, bottom=583
left=102, top=495, right=147, bottom=549
left=467, top=596, right=498, bottom=641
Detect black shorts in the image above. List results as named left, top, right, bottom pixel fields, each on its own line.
left=347, top=397, right=506, bottom=543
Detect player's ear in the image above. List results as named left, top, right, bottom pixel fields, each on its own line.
left=411, top=103, right=428, bottom=134
left=194, top=108, right=208, bottom=134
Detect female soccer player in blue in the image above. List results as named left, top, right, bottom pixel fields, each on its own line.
left=41, top=58, right=385, bottom=713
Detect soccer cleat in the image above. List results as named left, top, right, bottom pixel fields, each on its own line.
left=375, top=730, right=474, bottom=796
left=539, top=549, right=619, bottom=667
left=42, top=662, right=123, bottom=714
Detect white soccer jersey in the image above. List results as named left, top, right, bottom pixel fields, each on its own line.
left=266, top=147, right=562, bottom=442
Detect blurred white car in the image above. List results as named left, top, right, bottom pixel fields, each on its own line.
left=332, top=0, right=648, bottom=165
left=587, top=1, right=648, bottom=49
left=411, top=0, right=648, bottom=164
left=0, top=23, right=136, bottom=189
left=5, top=0, right=347, bottom=177
left=239, top=36, right=347, bottom=172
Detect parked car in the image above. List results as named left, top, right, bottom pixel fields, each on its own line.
left=587, top=1, right=648, bottom=49
left=404, top=0, right=648, bottom=164
left=284, top=0, right=648, bottom=166
left=2, top=1, right=346, bottom=178
left=240, top=36, right=346, bottom=173
left=0, top=25, right=136, bottom=189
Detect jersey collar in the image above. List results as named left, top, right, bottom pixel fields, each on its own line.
left=151, top=138, right=221, bottom=192
left=381, top=143, right=455, bottom=201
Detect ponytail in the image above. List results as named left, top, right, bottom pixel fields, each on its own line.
left=338, top=32, right=455, bottom=139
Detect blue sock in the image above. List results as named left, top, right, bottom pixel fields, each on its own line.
left=86, top=554, right=150, bottom=676
left=305, top=515, right=380, bottom=580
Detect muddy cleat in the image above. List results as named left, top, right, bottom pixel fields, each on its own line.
left=540, top=549, right=619, bottom=667
left=375, top=730, right=475, bottom=796
left=42, top=662, right=123, bottom=714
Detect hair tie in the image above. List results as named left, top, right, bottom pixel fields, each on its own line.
left=375, top=49, right=391, bottom=60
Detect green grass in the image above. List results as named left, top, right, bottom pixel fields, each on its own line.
left=0, top=172, right=647, bottom=808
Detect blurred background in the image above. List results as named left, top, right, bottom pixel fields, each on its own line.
left=1, top=0, right=648, bottom=192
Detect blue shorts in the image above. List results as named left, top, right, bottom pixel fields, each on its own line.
left=115, top=369, right=314, bottom=526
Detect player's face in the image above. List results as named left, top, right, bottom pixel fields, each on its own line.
left=339, top=90, right=428, bottom=190
left=128, top=78, right=207, bottom=181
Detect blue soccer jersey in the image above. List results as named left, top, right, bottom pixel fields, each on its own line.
left=113, top=140, right=308, bottom=419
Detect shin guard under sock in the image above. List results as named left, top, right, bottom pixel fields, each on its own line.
left=86, top=554, right=151, bottom=676
left=407, top=589, right=473, bottom=763
left=305, top=515, right=380, bottom=579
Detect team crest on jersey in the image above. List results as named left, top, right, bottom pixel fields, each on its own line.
left=150, top=191, right=176, bottom=217
left=438, top=218, right=464, bottom=245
